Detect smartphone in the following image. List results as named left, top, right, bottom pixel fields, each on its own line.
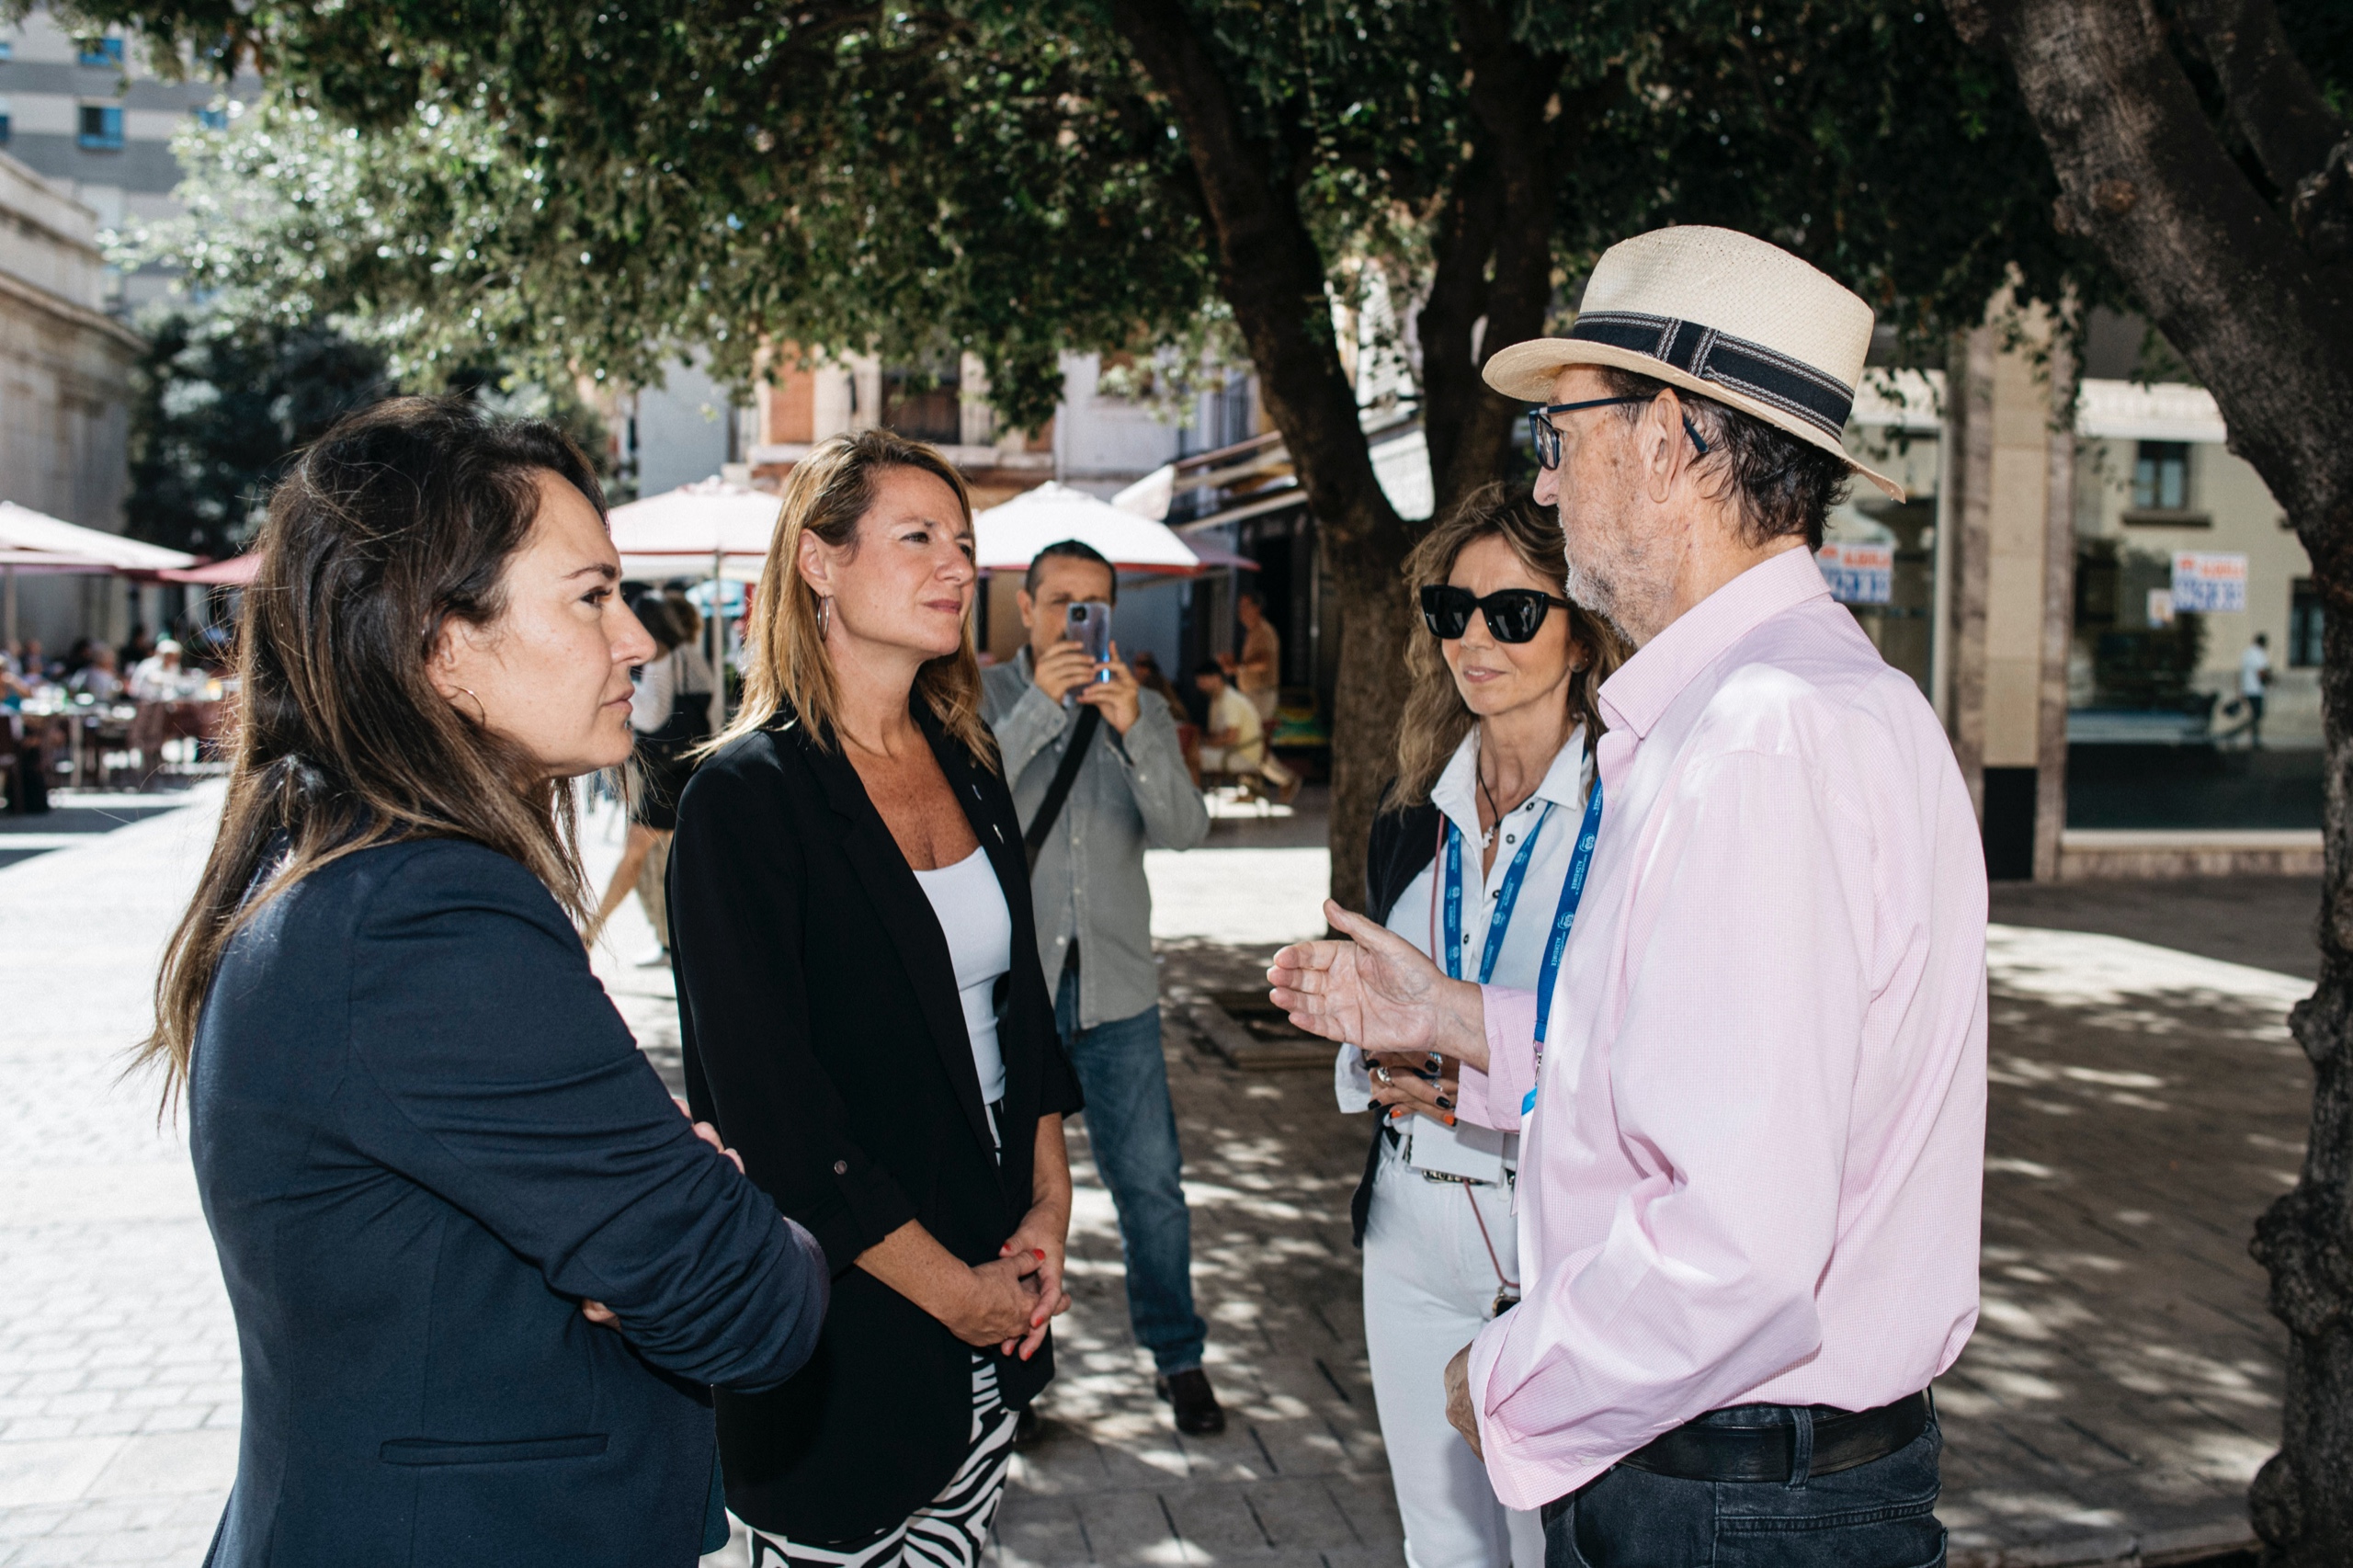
left=1063, top=600, right=1113, bottom=684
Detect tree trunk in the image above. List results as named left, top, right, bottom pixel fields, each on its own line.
left=1107, top=0, right=1560, bottom=916
left=1949, top=0, right=2353, bottom=1557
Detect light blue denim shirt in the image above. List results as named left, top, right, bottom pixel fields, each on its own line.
left=981, top=649, right=1210, bottom=1030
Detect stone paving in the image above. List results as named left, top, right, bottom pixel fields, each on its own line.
left=0, top=783, right=2322, bottom=1566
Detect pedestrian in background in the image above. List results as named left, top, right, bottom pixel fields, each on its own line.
left=2240, top=631, right=2271, bottom=747
left=583, top=592, right=707, bottom=961
left=981, top=539, right=1225, bottom=1434
left=150, top=395, right=828, bottom=1568
left=1227, top=589, right=1281, bottom=723
left=669, top=430, right=1080, bottom=1566
left=1273, top=227, right=1986, bottom=1566
left=1336, top=486, right=1623, bottom=1568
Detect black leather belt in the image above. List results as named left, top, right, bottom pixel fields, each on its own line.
left=1540, top=1391, right=1930, bottom=1521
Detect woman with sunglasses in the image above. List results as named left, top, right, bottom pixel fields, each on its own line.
left=1336, top=484, right=1624, bottom=1568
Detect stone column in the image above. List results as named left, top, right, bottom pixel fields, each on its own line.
left=2033, top=337, right=2080, bottom=881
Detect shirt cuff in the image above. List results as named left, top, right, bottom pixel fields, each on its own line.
left=1453, top=986, right=1536, bottom=1132
left=1334, top=1044, right=1374, bottom=1113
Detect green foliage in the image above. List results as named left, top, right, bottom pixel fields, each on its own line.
left=125, top=309, right=613, bottom=555
left=106, top=2, right=1220, bottom=431
left=85, top=0, right=2111, bottom=437
left=126, top=309, right=388, bottom=553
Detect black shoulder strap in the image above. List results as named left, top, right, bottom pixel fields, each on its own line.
left=1023, top=705, right=1103, bottom=871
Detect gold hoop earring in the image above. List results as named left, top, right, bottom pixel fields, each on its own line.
left=817, top=596, right=833, bottom=640
left=450, top=687, right=487, bottom=726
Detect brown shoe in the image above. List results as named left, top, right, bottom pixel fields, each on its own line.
left=1155, top=1368, right=1226, bottom=1436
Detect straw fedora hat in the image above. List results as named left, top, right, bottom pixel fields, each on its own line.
left=1483, top=225, right=1903, bottom=501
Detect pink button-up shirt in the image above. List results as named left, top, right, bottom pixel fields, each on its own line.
left=1454, top=545, right=1987, bottom=1510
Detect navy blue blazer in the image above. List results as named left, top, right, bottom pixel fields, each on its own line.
left=191, top=837, right=828, bottom=1568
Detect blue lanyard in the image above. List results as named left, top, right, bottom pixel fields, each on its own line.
left=1522, top=777, right=1604, bottom=1116
left=1440, top=804, right=1552, bottom=984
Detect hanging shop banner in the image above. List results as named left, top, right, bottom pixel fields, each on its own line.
left=2170, top=551, right=2247, bottom=614
left=1816, top=541, right=1894, bottom=606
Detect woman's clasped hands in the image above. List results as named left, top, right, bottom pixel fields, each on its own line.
left=987, top=1203, right=1073, bottom=1361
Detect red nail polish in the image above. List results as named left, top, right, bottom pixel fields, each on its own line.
left=1033, top=1248, right=1046, bottom=1262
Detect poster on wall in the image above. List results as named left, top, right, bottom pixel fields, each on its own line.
left=2169, top=551, right=2248, bottom=614
left=1816, top=541, right=1894, bottom=606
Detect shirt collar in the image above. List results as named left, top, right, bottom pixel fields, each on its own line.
left=1595, top=545, right=1829, bottom=741
left=1430, top=721, right=1591, bottom=838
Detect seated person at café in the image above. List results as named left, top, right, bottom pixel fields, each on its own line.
left=69, top=647, right=126, bottom=702
left=1191, top=661, right=1300, bottom=804
left=130, top=640, right=199, bottom=701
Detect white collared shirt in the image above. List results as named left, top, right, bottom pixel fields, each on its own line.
left=1333, top=723, right=1592, bottom=1183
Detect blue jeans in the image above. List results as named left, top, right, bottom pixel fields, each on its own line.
left=1054, top=970, right=1207, bottom=1375
left=1544, top=1407, right=1945, bottom=1568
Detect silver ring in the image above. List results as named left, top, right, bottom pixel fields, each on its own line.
left=1372, top=1064, right=1392, bottom=1087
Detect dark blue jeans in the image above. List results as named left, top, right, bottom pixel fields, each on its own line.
left=1054, top=970, right=1208, bottom=1375
left=1544, top=1407, right=1946, bottom=1568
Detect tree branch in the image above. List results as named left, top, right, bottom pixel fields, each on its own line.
left=1104, top=0, right=1401, bottom=557
left=2175, top=0, right=2347, bottom=196
left=1414, top=0, right=1571, bottom=513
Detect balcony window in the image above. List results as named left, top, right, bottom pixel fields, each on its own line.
left=2131, top=440, right=2190, bottom=512
left=881, top=368, right=962, bottom=446
left=0, top=97, right=10, bottom=143
left=2291, top=578, right=2325, bottom=668
left=76, top=37, right=124, bottom=67
left=77, top=103, right=123, bottom=150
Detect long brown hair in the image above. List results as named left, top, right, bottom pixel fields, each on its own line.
left=709, top=428, right=995, bottom=764
left=1390, top=484, right=1628, bottom=808
left=141, top=396, right=608, bottom=1105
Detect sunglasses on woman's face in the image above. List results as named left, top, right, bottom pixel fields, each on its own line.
left=1419, top=585, right=1571, bottom=643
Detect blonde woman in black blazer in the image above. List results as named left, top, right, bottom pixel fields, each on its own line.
left=669, top=429, right=1080, bottom=1565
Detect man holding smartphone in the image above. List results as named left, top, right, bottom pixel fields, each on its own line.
left=981, top=539, right=1222, bottom=1434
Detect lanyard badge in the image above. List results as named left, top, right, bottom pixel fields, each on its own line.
left=1521, top=778, right=1604, bottom=1118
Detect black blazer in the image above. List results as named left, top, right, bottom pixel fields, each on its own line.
left=191, top=838, right=828, bottom=1568
left=1350, top=786, right=1444, bottom=1247
left=669, top=702, right=1084, bottom=1541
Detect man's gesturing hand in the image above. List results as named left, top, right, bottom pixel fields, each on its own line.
left=1268, top=900, right=1489, bottom=1069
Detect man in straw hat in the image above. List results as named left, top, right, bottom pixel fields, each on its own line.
left=1270, top=226, right=1986, bottom=1562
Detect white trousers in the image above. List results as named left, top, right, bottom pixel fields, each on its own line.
left=1362, top=1137, right=1544, bottom=1568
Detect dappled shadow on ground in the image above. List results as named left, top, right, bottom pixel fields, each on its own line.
left=1934, top=926, right=2309, bottom=1557
left=992, top=937, right=1405, bottom=1568
left=675, top=892, right=2305, bottom=1563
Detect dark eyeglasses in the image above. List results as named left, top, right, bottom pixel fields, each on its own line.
left=1419, top=585, right=1571, bottom=643
left=1526, top=394, right=1711, bottom=471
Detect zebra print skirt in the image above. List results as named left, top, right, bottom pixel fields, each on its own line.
left=745, top=1357, right=1018, bottom=1568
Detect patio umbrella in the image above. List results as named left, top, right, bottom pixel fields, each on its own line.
left=158, top=553, right=263, bottom=587
left=0, top=503, right=197, bottom=573
left=973, top=482, right=1200, bottom=574
left=607, top=477, right=781, bottom=581
left=0, top=504, right=199, bottom=645
left=606, top=476, right=784, bottom=733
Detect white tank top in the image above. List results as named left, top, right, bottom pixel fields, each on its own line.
left=909, top=846, right=1013, bottom=1106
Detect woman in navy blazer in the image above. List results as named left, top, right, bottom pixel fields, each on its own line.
left=142, top=397, right=829, bottom=1568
